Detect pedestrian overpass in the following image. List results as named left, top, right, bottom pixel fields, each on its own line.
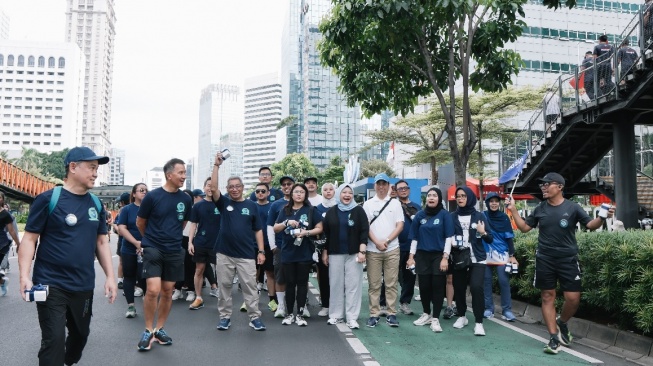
left=503, top=5, right=653, bottom=229
left=0, top=158, right=55, bottom=203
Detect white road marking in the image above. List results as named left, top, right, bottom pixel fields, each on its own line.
left=347, top=338, right=370, bottom=354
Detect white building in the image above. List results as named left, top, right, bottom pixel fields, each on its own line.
left=0, top=7, right=9, bottom=40
left=144, top=167, right=164, bottom=190
left=243, top=73, right=282, bottom=189
left=197, top=83, right=243, bottom=186
left=107, top=147, right=124, bottom=185
left=65, top=0, right=117, bottom=184
left=0, top=40, right=85, bottom=154
left=218, top=132, right=244, bottom=191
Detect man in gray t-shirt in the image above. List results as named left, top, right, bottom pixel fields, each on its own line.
left=506, top=172, right=614, bottom=355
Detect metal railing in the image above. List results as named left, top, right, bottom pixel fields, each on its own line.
left=500, top=4, right=653, bottom=178
left=0, top=158, right=55, bottom=199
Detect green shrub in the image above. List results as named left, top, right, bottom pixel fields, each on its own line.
left=512, top=230, right=653, bottom=335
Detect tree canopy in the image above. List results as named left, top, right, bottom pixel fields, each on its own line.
left=269, top=153, right=320, bottom=186
left=319, top=0, right=528, bottom=185
left=361, top=159, right=395, bottom=178
left=10, top=147, right=68, bottom=182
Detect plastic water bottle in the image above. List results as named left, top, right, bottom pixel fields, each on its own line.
left=137, top=253, right=143, bottom=264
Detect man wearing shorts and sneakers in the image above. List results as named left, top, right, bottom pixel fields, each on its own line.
left=267, top=175, right=295, bottom=319
left=188, top=178, right=221, bottom=310
left=507, top=172, right=614, bottom=355
left=211, top=150, right=267, bottom=331
left=136, top=158, right=192, bottom=351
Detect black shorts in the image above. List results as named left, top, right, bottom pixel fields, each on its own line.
left=534, top=252, right=582, bottom=292
left=116, top=238, right=123, bottom=256
left=141, top=247, right=185, bottom=282
left=273, top=250, right=285, bottom=285
left=261, top=248, right=274, bottom=272
left=192, top=246, right=216, bottom=264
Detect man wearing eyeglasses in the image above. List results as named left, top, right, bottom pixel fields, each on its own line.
left=211, top=151, right=267, bottom=331
left=394, top=180, right=420, bottom=316
left=266, top=175, right=295, bottom=319
left=506, top=172, right=614, bottom=355
left=253, top=183, right=277, bottom=312
left=249, top=167, right=283, bottom=202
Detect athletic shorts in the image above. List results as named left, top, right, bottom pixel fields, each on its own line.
left=141, top=246, right=185, bottom=282
left=192, top=246, right=216, bottom=264
left=116, top=237, right=123, bottom=256
left=534, top=252, right=582, bottom=292
left=273, top=250, right=285, bottom=285
left=260, top=248, right=274, bottom=272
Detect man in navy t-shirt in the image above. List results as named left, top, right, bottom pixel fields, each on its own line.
left=211, top=150, right=267, bottom=331
left=248, top=166, right=283, bottom=202
left=135, top=158, right=192, bottom=351
left=18, top=146, right=116, bottom=366
left=394, top=180, right=421, bottom=316
left=253, top=182, right=276, bottom=311
left=266, top=175, right=294, bottom=318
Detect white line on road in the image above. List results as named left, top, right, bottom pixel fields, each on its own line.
left=347, top=338, right=370, bottom=354
left=487, top=316, right=604, bottom=364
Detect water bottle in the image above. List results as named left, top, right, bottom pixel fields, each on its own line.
left=505, top=263, right=512, bottom=273
left=511, top=262, right=519, bottom=274
left=137, top=253, right=143, bottom=264
left=408, top=265, right=416, bottom=275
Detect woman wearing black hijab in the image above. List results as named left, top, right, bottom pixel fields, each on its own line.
left=450, top=186, right=493, bottom=336
left=406, top=187, right=454, bottom=333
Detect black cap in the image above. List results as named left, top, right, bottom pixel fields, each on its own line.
left=303, top=177, right=318, bottom=184
left=191, top=189, right=206, bottom=197
left=279, top=175, right=295, bottom=184
left=116, top=192, right=130, bottom=204
left=538, top=172, right=565, bottom=186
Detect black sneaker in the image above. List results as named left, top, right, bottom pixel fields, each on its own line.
left=544, top=336, right=560, bottom=354
left=118, top=281, right=123, bottom=290
left=556, top=318, right=573, bottom=346
left=137, top=330, right=154, bottom=351
left=153, top=328, right=172, bottom=345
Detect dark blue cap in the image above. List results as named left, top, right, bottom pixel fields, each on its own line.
left=117, top=192, right=130, bottom=204
left=192, top=189, right=206, bottom=197
left=64, top=146, right=109, bottom=166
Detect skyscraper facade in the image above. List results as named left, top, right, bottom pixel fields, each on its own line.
left=0, top=41, right=85, bottom=155
left=107, top=147, right=124, bottom=185
left=243, top=73, right=282, bottom=189
left=280, top=0, right=361, bottom=170
left=65, top=0, right=117, bottom=184
left=217, top=132, right=244, bottom=191
left=197, top=83, right=242, bottom=185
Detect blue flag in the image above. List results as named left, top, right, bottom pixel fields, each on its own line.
left=499, top=152, right=528, bottom=184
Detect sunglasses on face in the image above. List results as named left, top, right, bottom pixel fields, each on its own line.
left=396, top=187, right=409, bottom=191
left=281, top=182, right=294, bottom=187
left=255, top=189, right=268, bottom=194
left=138, top=189, right=148, bottom=193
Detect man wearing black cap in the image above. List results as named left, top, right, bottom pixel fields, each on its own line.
left=506, top=172, right=614, bottom=355
left=19, top=146, right=117, bottom=366
left=304, top=177, right=323, bottom=206
left=593, top=35, right=615, bottom=97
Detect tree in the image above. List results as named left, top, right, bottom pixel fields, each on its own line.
left=270, top=153, right=319, bottom=186
left=319, top=156, right=345, bottom=186
left=11, top=147, right=42, bottom=176
left=0, top=151, right=8, bottom=160
left=319, top=0, right=526, bottom=185
left=39, top=148, right=69, bottom=180
left=360, top=159, right=395, bottom=178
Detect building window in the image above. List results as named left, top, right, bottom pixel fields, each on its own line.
left=17, top=55, right=25, bottom=66
left=0, top=54, right=3, bottom=66
left=38, top=56, right=45, bottom=67
left=48, top=57, right=55, bottom=68
left=58, top=57, right=65, bottom=68
left=7, top=55, right=14, bottom=66
left=28, top=56, right=35, bottom=67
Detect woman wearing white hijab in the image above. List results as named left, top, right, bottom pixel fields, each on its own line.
left=321, top=184, right=369, bottom=329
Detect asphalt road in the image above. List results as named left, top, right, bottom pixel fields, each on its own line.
left=0, top=235, right=643, bottom=366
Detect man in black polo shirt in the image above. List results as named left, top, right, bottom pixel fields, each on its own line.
left=617, top=39, right=638, bottom=80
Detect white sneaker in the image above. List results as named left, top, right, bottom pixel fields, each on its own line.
left=413, top=313, right=433, bottom=326
left=347, top=320, right=360, bottom=329
left=282, top=314, right=295, bottom=325
left=257, top=282, right=263, bottom=292
left=209, top=288, right=219, bottom=298
left=303, top=307, right=311, bottom=318
left=474, top=323, right=486, bottom=336
left=318, top=307, right=329, bottom=317
left=453, top=316, right=469, bottom=329
left=296, top=315, right=308, bottom=326
left=134, top=287, right=144, bottom=297
left=326, top=318, right=341, bottom=325
left=185, top=291, right=196, bottom=302
left=274, top=307, right=286, bottom=318
left=171, top=289, right=183, bottom=300
left=430, top=318, right=443, bottom=333
left=414, top=294, right=421, bottom=301
left=399, top=303, right=414, bottom=315
left=233, top=275, right=239, bottom=284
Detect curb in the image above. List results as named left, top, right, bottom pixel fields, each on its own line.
left=486, top=294, right=653, bottom=364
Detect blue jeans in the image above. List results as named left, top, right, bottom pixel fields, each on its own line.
left=484, top=265, right=512, bottom=313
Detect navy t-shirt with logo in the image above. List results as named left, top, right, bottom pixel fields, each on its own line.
left=266, top=198, right=288, bottom=249
left=25, top=188, right=108, bottom=292
left=214, top=194, right=262, bottom=259
left=275, top=205, right=321, bottom=263
left=409, top=210, right=454, bottom=252
left=138, top=187, right=192, bottom=253
left=190, top=199, right=221, bottom=249
left=256, top=202, right=272, bottom=250
left=249, top=187, right=283, bottom=202
left=117, top=203, right=142, bottom=255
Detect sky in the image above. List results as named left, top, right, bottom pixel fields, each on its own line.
left=1, top=0, right=287, bottom=184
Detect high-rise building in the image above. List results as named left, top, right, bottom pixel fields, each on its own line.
left=217, top=132, right=244, bottom=191
left=280, top=0, right=361, bottom=170
left=0, top=7, right=9, bottom=40
left=0, top=41, right=85, bottom=155
left=144, top=167, right=164, bottom=190
left=243, top=73, right=282, bottom=189
left=197, top=83, right=242, bottom=186
left=107, top=147, right=124, bottom=185
left=185, top=157, right=194, bottom=190
left=65, top=0, right=117, bottom=184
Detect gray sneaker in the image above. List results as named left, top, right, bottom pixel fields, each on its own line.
left=399, top=303, right=414, bottom=315
left=443, top=306, right=455, bottom=319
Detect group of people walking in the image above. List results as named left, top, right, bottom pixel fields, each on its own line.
left=12, top=146, right=616, bottom=365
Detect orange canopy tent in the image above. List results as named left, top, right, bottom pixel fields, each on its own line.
left=446, top=178, right=535, bottom=201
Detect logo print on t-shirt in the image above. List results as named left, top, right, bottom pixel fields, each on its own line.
left=270, top=196, right=276, bottom=202
left=300, top=214, right=308, bottom=222
left=560, top=219, right=569, bottom=228
left=434, top=218, right=440, bottom=225
left=214, top=208, right=220, bottom=215
left=88, top=208, right=98, bottom=221
left=177, top=202, right=186, bottom=213
left=420, top=219, right=427, bottom=224
left=241, top=208, right=250, bottom=215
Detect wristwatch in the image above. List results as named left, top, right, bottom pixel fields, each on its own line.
left=359, top=250, right=367, bottom=254
left=258, top=250, right=265, bottom=254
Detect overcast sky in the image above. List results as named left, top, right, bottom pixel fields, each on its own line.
left=1, top=0, right=286, bottom=184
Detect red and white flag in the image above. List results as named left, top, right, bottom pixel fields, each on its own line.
left=386, top=141, right=395, bottom=163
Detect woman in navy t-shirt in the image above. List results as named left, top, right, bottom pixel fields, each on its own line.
left=314, top=182, right=336, bottom=317
left=273, top=183, right=323, bottom=327
left=117, top=183, right=148, bottom=318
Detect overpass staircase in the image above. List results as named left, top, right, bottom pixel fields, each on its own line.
left=0, top=158, right=55, bottom=203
